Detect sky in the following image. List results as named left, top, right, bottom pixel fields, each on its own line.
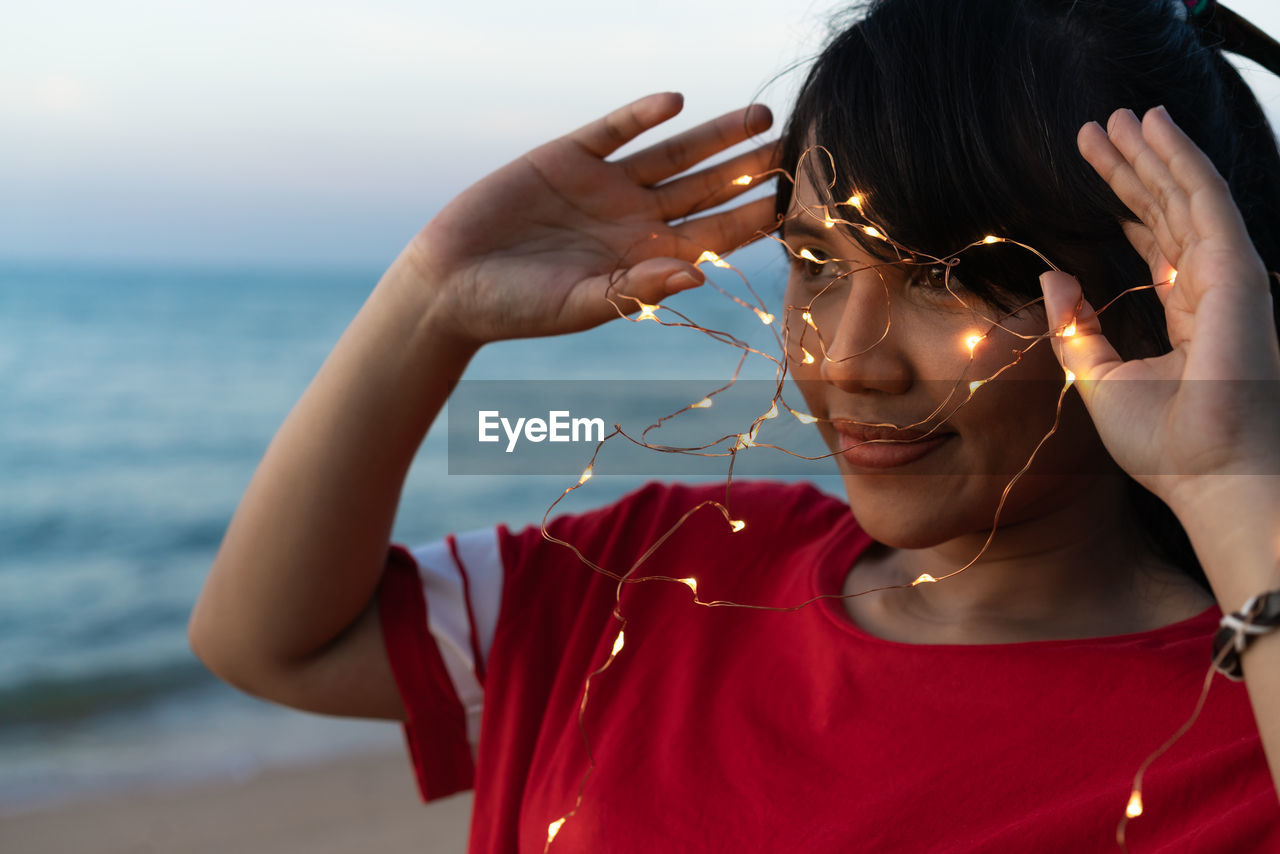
left=4, top=0, right=1280, bottom=270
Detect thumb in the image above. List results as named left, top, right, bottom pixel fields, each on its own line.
left=581, top=257, right=706, bottom=321
left=1038, top=271, right=1121, bottom=387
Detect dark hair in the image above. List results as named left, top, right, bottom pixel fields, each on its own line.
left=776, top=0, right=1280, bottom=589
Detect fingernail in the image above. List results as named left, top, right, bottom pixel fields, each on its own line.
left=666, top=271, right=703, bottom=291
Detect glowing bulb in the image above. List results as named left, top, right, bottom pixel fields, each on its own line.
left=611, top=631, right=626, bottom=657
left=1064, top=368, right=1076, bottom=385
left=735, top=431, right=757, bottom=450
left=798, top=248, right=823, bottom=265
left=729, top=519, right=746, bottom=533
left=577, top=467, right=593, bottom=485
left=969, top=380, right=985, bottom=393
left=801, top=310, right=816, bottom=329
left=791, top=409, right=818, bottom=424
left=732, top=174, right=753, bottom=186
left=801, top=347, right=815, bottom=365
left=755, top=308, right=775, bottom=325
left=1061, top=322, right=1076, bottom=338
left=912, top=573, right=937, bottom=586
left=696, top=250, right=731, bottom=269
left=692, top=397, right=712, bottom=409
left=983, top=235, right=999, bottom=244
left=823, top=214, right=836, bottom=229
left=763, top=401, right=778, bottom=419
left=679, top=577, right=698, bottom=595
left=965, top=334, right=984, bottom=353
left=863, top=226, right=884, bottom=240
left=844, top=194, right=863, bottom=210
left=1169, top=269, right=1177, bottom=283
left=637, top=302, right=659, bottom=322
left=1126, top=790, right=1143, bottom=818
left=547, top=818, right=566, bottom=845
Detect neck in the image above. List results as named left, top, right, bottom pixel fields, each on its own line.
left=847, top=477, right=1214, bottom=644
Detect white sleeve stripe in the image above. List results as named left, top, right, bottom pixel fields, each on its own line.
left=451, top=527, right=503, bottom=666
left=409, top=529, right=503, bottom=748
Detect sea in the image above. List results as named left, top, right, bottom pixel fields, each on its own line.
left=0, top=248, right=843, bottom=815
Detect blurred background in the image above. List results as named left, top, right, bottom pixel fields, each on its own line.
left=3, top=1, right=1279, bottom=851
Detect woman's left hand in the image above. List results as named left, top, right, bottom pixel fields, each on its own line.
left=1038, top=106, right=1280, bottom=517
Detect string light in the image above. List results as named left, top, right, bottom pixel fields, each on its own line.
left=1125, top=790, right=1143, bottom=819
left=537, top=151, right=1220, bottom=851
left=696, top=250, right=732, bottom=269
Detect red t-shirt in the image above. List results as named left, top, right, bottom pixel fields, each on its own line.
left=378, top=480, right=1279, bottom=852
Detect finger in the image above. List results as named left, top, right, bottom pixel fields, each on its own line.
left=1039, top=271, right=1123, bottom=384
left=654, top=141, right=779, bottom=221
left=1119, top=220, right=1175, bottom=308
left=570, top=93, right=685, bottom=159
left=1099, top=109, right=1194, bottom=265
left=1078, top=119, right=1156, bottom=226
left=570, top=256, right=706, bottom=324
left=621, top=103, right=773, bottom=186
left=676, top=196, right=782, bottom=257
left=1141, top=106, right=1252, bottom=245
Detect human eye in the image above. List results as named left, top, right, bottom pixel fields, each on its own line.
left=789, top=246, right=833, bottom=279
left=911, top=264, right=962, bottom=293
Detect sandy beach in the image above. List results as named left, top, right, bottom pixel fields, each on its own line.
left=1, top=748, right=472, bottom=854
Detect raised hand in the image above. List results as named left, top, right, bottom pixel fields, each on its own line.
left=399, top=92, right=777, bottom=347
left=1039, top=106, right=1280, bottom=512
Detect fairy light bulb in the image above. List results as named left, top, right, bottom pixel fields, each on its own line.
left=1169, top=269, right=1177, bottom=283
left=1064, top=368, right=1076, bottom=386
left=912, top=573, right=937, bottom=586
left=611, top=631, right=626, bottom=657
left=763, top=401, right=778, bottom=419
left=636, top=303, right=659, bottom=322
left=732, top=175, right=753, bottom=186
left=823, top=213, right=837, bottom=229
left=679, top=577, right=698, bottom=595
left=863, top=226, right=884, bottom=240
left=1061, top=322, right=1076, bottom=338
left=801, top=347, right=816, bottom=365
left=692, top=397, right=713, bottom=409
left=798, top=248, right=823, bottom=265
left=844, top=194, right=863, bottom=210
left=969, top=380, right=985, bottom=393
left=801, top=310, right=817, bottom=329
left=577, top=467, right=593, bottom=485
left=729, top=519, right=746, bottom=533
left=696, top=250, right=731, bottom=269
left=965, top=334, right=984, bottom=353
left=1126, top=790, right=1144, bottom=818
left=790, top=408, right=818, bottom=424
left=983, top=235, right=1000, bottom=244
left=547, top=818, right=566, bottom=845
left=755, top=308, right=775, bottom=325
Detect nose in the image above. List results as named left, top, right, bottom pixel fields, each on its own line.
left=817, top=276, right=912, bottom=395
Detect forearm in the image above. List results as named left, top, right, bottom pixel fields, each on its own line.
left=189, top=252, right=478, bottom=682
left=1172, top=475, right=1280, bottom=794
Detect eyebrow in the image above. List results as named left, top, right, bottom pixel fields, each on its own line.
left=779, top=216, right=834, bottom=244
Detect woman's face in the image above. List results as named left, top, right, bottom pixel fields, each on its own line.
left=781, top=172, right=1120, bottom=549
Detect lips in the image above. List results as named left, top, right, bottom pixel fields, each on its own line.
left=829, top=419, right=956, bottom=469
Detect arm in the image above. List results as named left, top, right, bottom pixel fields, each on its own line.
left=1040, top=105, right=1280, bottom=790
left=187, top=93, right=777, bottom=719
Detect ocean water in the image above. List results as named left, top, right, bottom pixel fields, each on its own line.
left=0, top=250, right=837, bottom=814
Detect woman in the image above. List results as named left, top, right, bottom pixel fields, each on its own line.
left=190, top=0, right=1280, bottom=850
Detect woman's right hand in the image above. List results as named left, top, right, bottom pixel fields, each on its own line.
left=400, top=92, right=777, bottom=347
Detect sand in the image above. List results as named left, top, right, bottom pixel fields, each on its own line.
left=1, top=748, right=473, bottom=854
